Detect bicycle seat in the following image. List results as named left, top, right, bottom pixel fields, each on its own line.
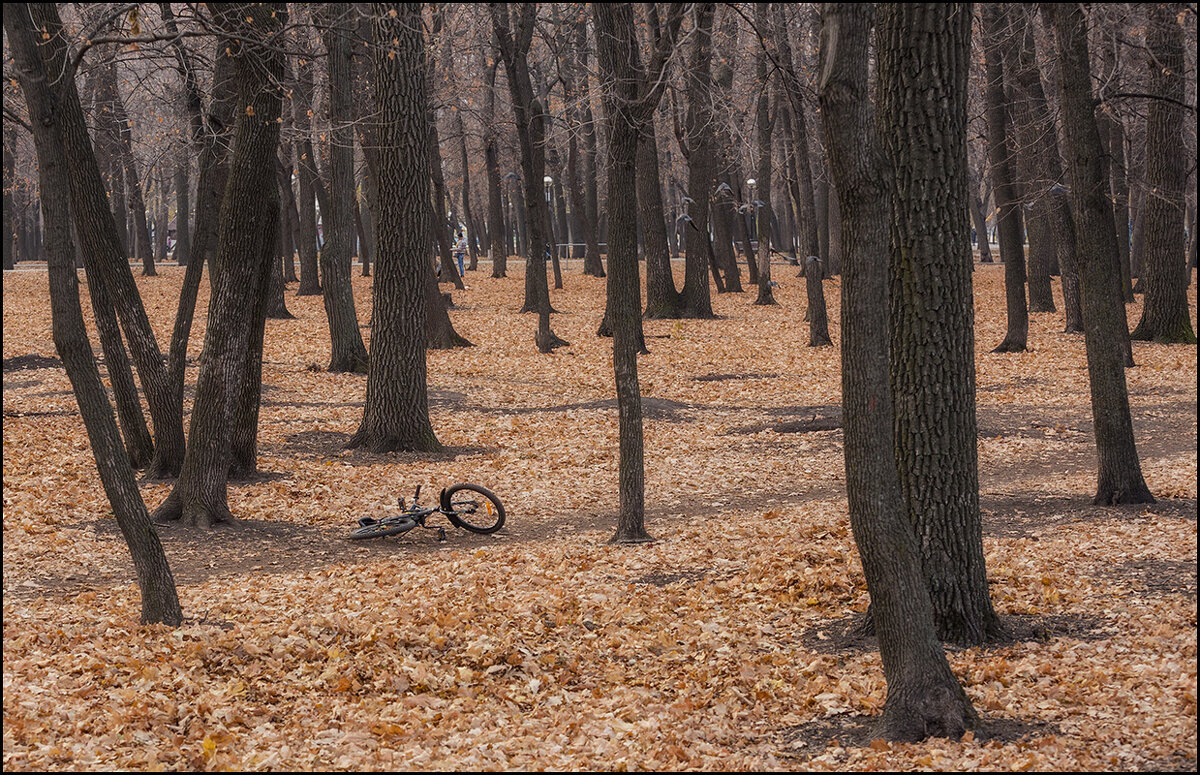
left=357, top=516, right=377, bottom=527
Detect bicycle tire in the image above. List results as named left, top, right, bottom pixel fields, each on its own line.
left=346, top=516, right=417, bottom=540
left=442, top=483, right=505, bottom=534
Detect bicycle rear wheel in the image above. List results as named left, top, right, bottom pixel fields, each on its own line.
left=347, top=516, right=417, bottom=540
left=442, top=484, right=505, bottom=534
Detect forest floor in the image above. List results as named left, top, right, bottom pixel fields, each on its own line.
left=2, top=261, right=1196, bottom=771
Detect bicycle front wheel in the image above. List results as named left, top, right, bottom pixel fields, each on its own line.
left=442, top=484, right=505, bottom=534
left=347, top=516, right=417, bottom=540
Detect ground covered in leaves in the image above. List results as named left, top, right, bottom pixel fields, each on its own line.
left=3, top=261, right=1196, bottom=771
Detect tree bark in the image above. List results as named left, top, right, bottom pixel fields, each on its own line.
left=31, top=2, right=186, bottom=478
left=8, top=5, right=183, bottom=625
left=321, top=3, right=369, bottom=373
left=1130, top=4, right=1195, bottom=345
left=349, top=2, right=443, bottom=453
left=293, top=46, right=323, bottom=296
left=678, top=3, right=718, bottom=319
left=776, top=3, right=830, bottom=344
left=818, top=3, right=978, bottom=740
left=593, top=1, right=683, bottom=543
left=152, top=2, right=287, bottom=527
left=1045, top=3, right=1155, bottom=505
left=491, top=2, right=567, bottom=353
left=983, top=3, right=1028, bottom=353
left=752, top=3, right=778, bottom=308
left=879, top=2, right=1004, bottom=645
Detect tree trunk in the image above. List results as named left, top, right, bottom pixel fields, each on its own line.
left=1045, top=2, right=1155, bottom=505
left=33, top=2, right=186, bottom=478
left=776, top=3, right=829, bottom=343
left=321, top=4, right=369, bottom=373
left=983, top=3, right=1028, bottom=353
left=153, top=2, right=286, bottom=527
left=482, top=50, right=508, bottom=277
left=491, top=3, right=567, bottom=353
left=8, top=5, right=183, bottom=625
left=164, top=34, right=237, bottom=428
left=879, top=2, right=1004, bottom=645
left=818, top=3, right=978, bottom=740
left=293, top=49, right=323, bottom=296
left=593, top=2, right=682, bottom=544
left=349, top=2, right=443, bottom=453
left=678, top=4, right=717, bottom=319
left=640, top=120, right=683, bottom=319
left=753, top=4, right=777, bottom=307
left=1130, top=4, right=1195, bottom=345
left=967, top=169, right=993, bottom=263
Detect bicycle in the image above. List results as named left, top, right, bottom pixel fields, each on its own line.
left=346, top=483, right=505, bottom=541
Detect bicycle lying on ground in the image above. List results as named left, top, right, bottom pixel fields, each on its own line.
left=347, top=483, right=505, bottom=541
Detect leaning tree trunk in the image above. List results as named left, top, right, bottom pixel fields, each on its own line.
left=164, top=33, right=237, bottom=419
left=819, top=2, right=978, bottom=740
left=879, top=1, right=1005, bottom=645
left=1045, top=2, right=1155, bottom=505
left=32, top=2, right=186, bottom=478
left=8, top=5, right=183, bottom=625
left=152, top=1, right=287, bottom=528
left=1130, top=4, right=1195, bottom=345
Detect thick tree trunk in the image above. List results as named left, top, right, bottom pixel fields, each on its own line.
left=1130, top=4, right=1195, bottom=345
left=1045, top=3, right=1155, bottom=505
left=819, top=4, right=978, bottom=739
left=153, top=2, right=286, bottom=527
left=879, top=2, right=1004, bottom=645
left=348, top=3, right=443, bottom=453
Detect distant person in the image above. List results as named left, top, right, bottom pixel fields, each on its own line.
left=454, top=232, right=467, bottom=276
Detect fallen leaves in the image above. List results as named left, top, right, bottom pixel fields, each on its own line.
left=2, top=263, right=1197, bottom=770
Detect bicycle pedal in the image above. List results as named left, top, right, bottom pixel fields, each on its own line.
left=437, top=528, right=446, bottom=542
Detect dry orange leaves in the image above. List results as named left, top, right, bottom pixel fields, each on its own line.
left=3, top=262, right=1196, bottom=771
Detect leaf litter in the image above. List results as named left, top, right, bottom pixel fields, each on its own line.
left=3, top=264, right=1196, bottom=771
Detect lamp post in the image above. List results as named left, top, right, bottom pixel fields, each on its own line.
left=746, top=178, right=758, bottom=255
left=543, top=175, right=555, bottom=262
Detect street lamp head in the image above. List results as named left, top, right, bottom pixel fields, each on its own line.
left=746, top=178, right=756, bottom=187
left=543, top=175, right=553, bottom=185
